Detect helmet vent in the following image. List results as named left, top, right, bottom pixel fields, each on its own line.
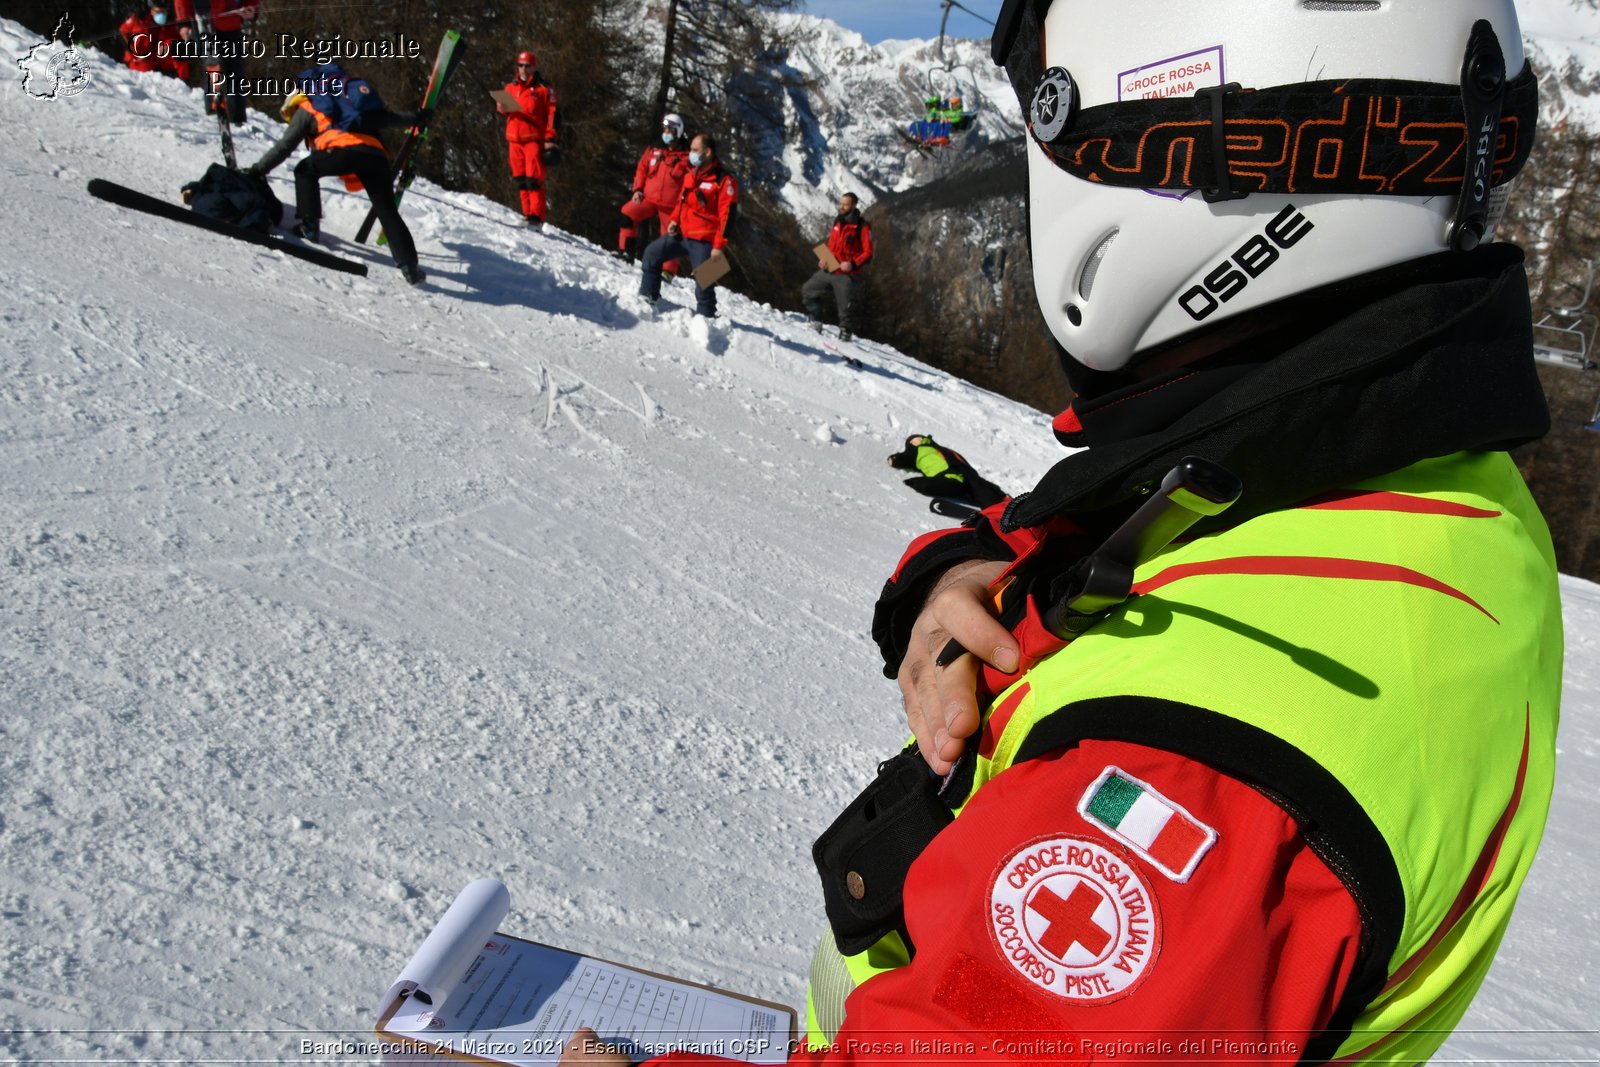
left=1077, top=230, right=1118, bottom=300
left=1300, top=1, right=1381, bottom=10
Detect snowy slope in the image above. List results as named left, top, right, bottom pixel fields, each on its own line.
left=2, top=18, right=1596, bottom=1065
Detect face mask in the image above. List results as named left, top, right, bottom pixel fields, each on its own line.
left=689, top=152, right=703, bottom=167
left=662, top=132, right=676, bottom=146
left=152, top=10, right=168, bottom=22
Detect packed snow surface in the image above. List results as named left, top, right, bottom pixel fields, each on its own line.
left=2, top=16, right=1596, bottom=1065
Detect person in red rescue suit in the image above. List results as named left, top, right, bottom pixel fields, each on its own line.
left=802, top=192, right=873, bottom=342
left=119, top=3, right=189, bottom=80
left=173, top=0, right=259, bottom=124
left=243, top=84, right=430, bottom=286
left=498, top=49, right=558, bottom=228
left=637, top=133, right=739, bottom=319
left=563, top=0, right=1563, bottom=1064
left=617, top=112, right=691, bottom=266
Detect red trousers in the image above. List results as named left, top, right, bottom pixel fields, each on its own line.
left=618, top=198, right=665, bottom=247
left=507, top=141, right=547, bottom=220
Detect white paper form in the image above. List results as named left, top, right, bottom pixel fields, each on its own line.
left=376, top=878, right=511, bottom=1019
left=378, top=933, right=792, bottom=1066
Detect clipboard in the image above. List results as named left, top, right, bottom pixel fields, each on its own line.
left=373, top=932, right=795, bottom=1065
left=693, top=252, right=732, bottom=289
left=372, top=880, right=795, bottom=1066
left=490, top=89, right=525, bottom=113
left=812, top=242, right=840, bottom=272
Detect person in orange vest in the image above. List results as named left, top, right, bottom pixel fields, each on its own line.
left=802, top=192, right=874, bottom=342
left=496, top=49, right=558, bottom=229
left=638, top=132, right=739, bottom=318
left=119, top=3, right=189, bottom=80
left=173, top=0, right=259, bottom=124
left=243, top=75, right=430, bottom=285
left=615, top=112, right=690, bottom=265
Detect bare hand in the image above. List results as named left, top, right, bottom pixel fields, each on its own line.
left=897, top=559, right=1018, bottom=775
left=560, top=1028, right=632, bottom=1065
left=667, top=222, right=681, bottom=236
left=632, top=191, right=645, bottom=203
left=708, top=247, right=726, bottom=261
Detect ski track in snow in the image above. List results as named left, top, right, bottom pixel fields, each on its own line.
left=2, top=19, right=1597, bottom=1065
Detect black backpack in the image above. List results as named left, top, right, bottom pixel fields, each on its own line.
left=181, top=164, right=283, bottom=234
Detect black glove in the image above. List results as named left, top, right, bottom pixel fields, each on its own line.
left=416, top=106, right=433, bottom=124
left=242, top=162, right=264, bottom=178
left=887, top=435, right=928, bottom=470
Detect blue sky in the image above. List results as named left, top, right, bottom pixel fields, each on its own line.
left=801, top=0, right=1005, bottom=45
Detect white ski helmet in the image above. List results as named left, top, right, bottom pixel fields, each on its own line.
left=662, top=113, right=685, bottom=137
left=992, top=0, right=1535, bottom=373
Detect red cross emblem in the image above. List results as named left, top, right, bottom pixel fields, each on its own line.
left=990, top=835, right=1162, bottom=1002
left=1028, top=880, right=1112, bottom=960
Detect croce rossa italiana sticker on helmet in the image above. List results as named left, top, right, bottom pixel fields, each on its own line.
left=989, top=835, right=1160, bottom=1002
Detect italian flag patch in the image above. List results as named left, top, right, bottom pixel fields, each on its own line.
left=1078, top=767, right=1217, bottom=882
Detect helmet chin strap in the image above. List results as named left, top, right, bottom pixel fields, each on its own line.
left=1019, top=22, right=1532, bottom=222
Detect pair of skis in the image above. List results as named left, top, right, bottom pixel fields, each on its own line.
left=355, top=30, right=466, bottom=245
left=820, top=340, right=864, bottom=370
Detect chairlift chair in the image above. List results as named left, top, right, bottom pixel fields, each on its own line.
left=927, top=0, right=985, bottom=132
left=897, top=0, right=995, bottom=151
left=1529, top=261, right=1600, bottom=430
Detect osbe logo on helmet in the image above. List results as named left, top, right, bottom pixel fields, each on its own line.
left=1177, top=205, right=1314, bottom=324
left=988, top=0, right=1537, bottom=373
